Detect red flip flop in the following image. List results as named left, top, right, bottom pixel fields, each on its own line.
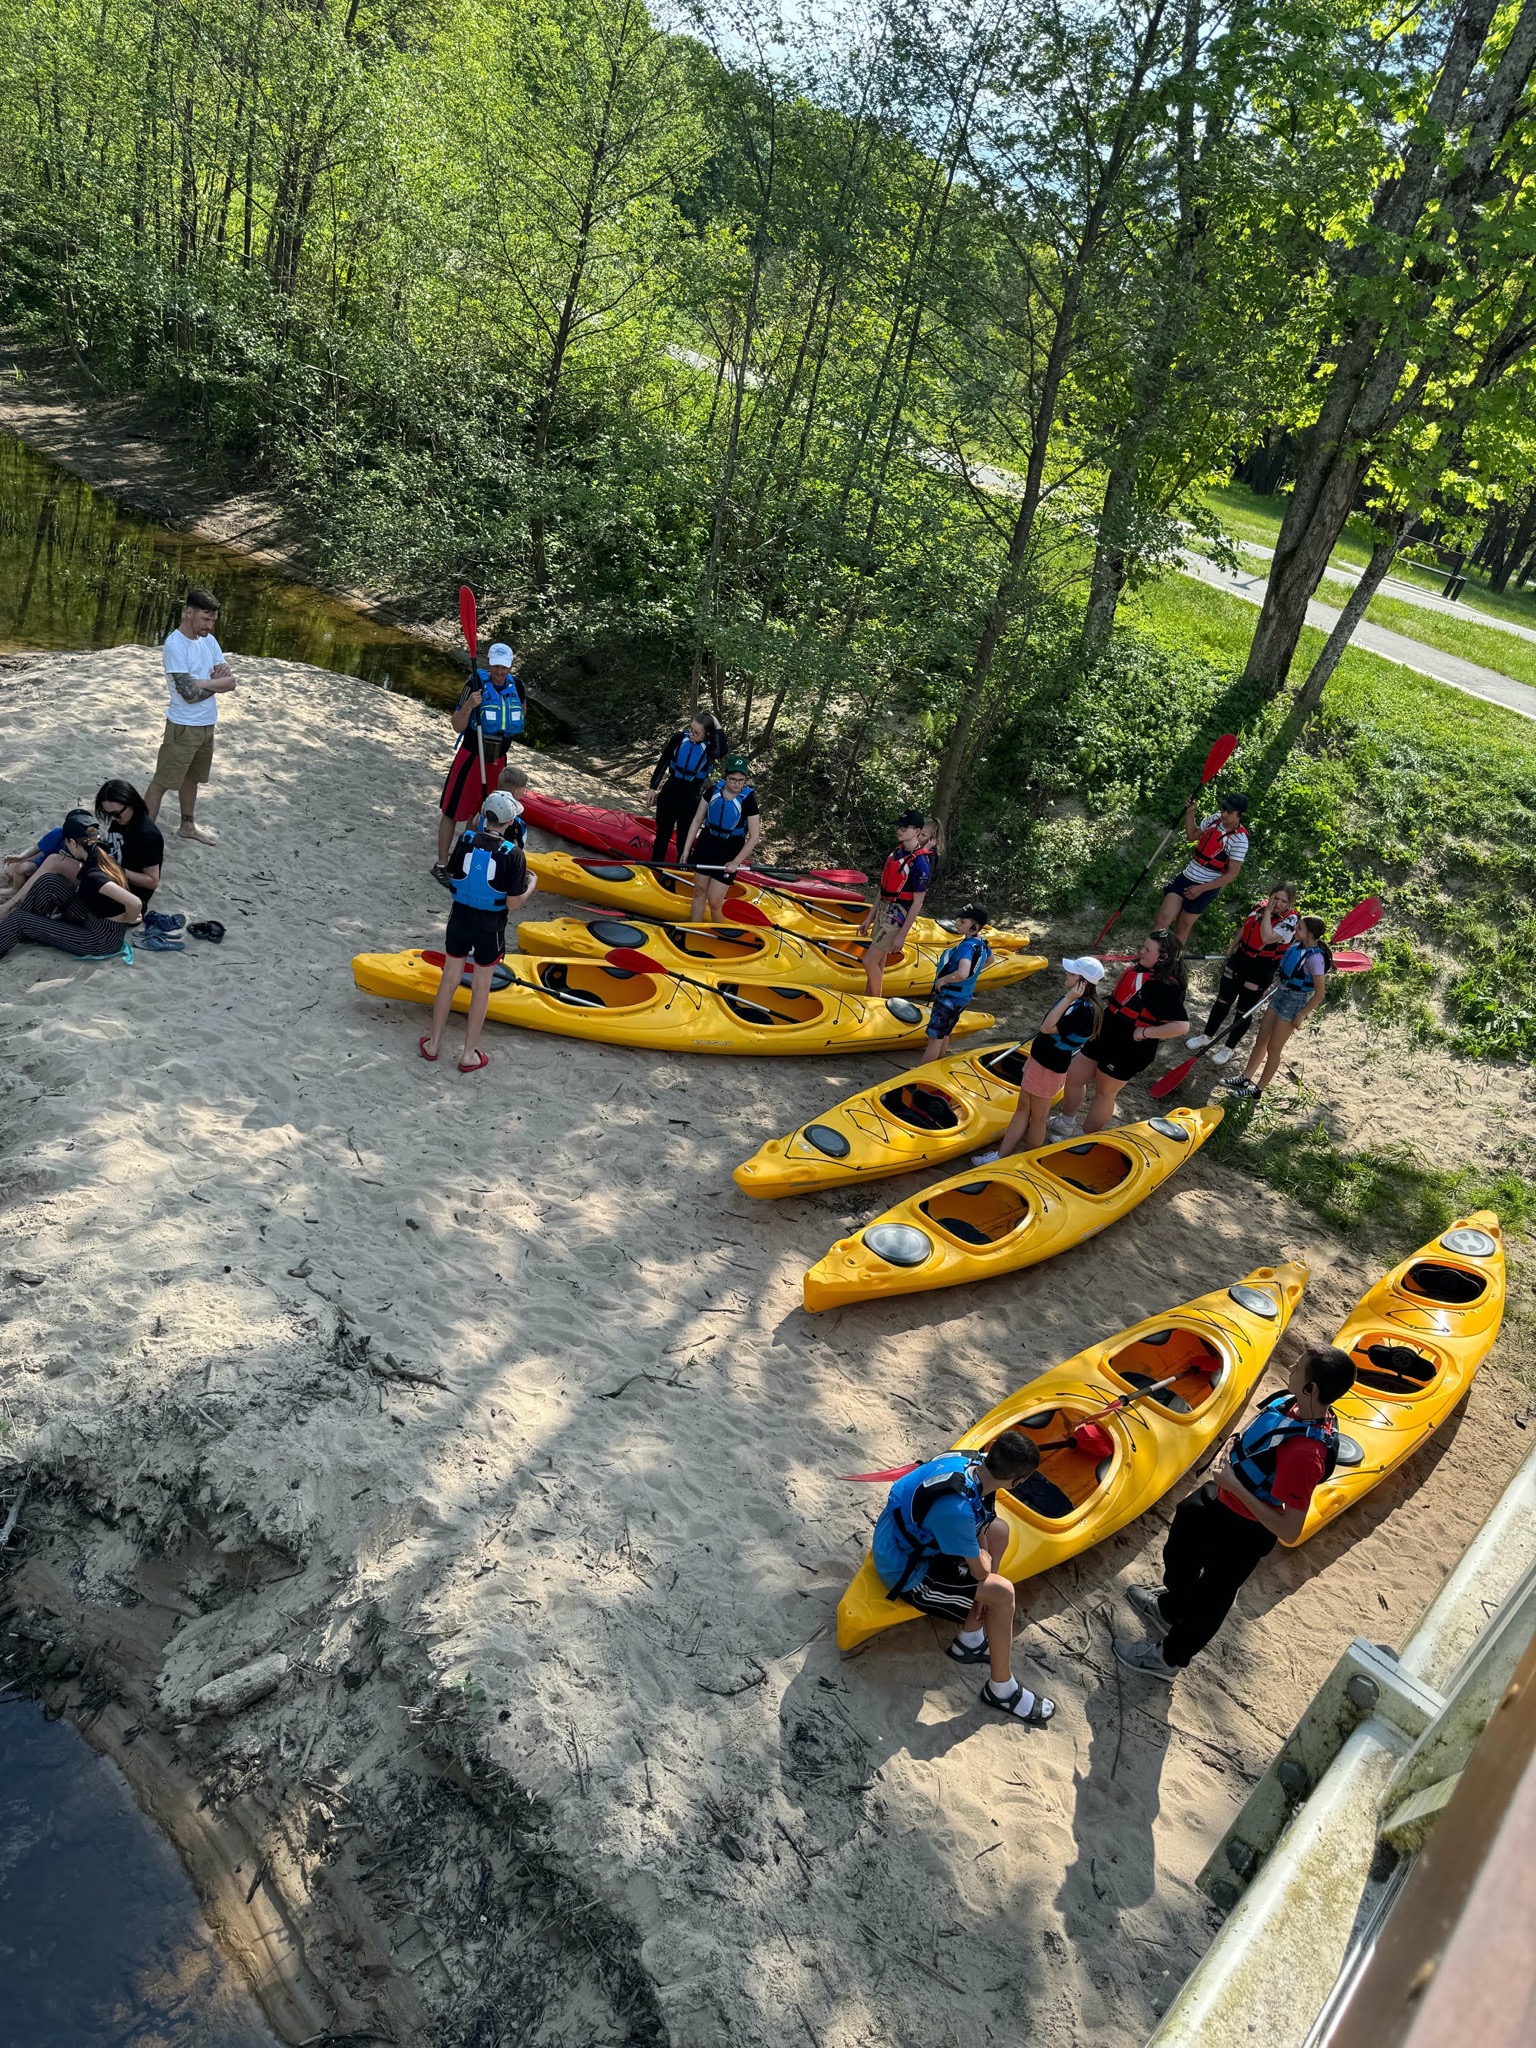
left=458, top=1049, right=489, bottom=1073
left=418, top=1035, right=439, bottom=1063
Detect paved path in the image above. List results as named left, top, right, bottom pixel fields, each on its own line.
left=1177, top=552, right=1536, bottom=724
left=1235, top=539, right=1536, bottom=647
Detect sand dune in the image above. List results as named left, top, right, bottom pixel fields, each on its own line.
left=1, top=646, right=1529, bottom=2046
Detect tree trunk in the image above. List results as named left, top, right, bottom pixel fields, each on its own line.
left=1290, top=520, right=1409, bottom=723
left=1489, top=491, right=1536, bottom=591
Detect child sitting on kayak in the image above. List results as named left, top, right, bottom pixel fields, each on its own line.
left=871, top=1431, right=1056, bottom=1727
left=920, top=904, right=991, bottom=1061
left=973, top=956, right=1105, bottom=1162
left=419, top=791, right=536, bottom=1073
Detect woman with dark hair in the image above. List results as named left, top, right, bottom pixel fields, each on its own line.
left=1184, top=882, right=1298, bottom=1066
left=94, top=780, right=166, bottom=915
left=1052, top=930, right=1190, bottom=1135
left=649, top=713, right=722, bottom=862
left=1224, top=916, right=1331, bottom=1102
left=0, top=810, right=144, bottom=962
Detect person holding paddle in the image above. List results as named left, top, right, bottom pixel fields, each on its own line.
left=1155, top=791, right=1249, bottom=942
left=1221, top=917, right=1331, bottom=1102
left=682, top=755, right=761, bottom=920
left=869, top=1431, right=1056, bottom=1727
left=1052, top=932, right=1189, bottom=1136
left=650, top=712, right=725, bottom=862
left=420, top=791, right=536, bottom=1072
left=1115, top=1345, right=1355, bottom=1680
left=973, top=956, right=1105, bottom=1162
left=861, top=810, right=933, bottom=996
left=1185, top=883, right=1299, bottom=1067
left=433, top=643, right=524, bottom=886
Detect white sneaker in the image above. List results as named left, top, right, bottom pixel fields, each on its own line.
left=1185, top=1033, right=1212, bottom=1054
left=1208, top=1044, right=1236, bottom=1067
left=1045, top=1113, right=1080, bottom=1142
left=971, top=1148, right=1002, bottom=1166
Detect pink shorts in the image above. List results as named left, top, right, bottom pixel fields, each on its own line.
left=1019, top=1054, right=1063, bottom=1099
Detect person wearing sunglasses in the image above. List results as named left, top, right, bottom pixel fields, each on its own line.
left=94, top=780, right=165, bottom=914
left=0, top=810, right=144, bottom=962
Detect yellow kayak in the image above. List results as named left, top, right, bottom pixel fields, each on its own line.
left=735, top=1039, right=1061, bottom=1198
left=803, top=1105, right=1221, bottom=1310
left=525, top=850, right=1035, bottom=953
left=1288, top=1212, right=1505, bottom=1544
left=517, top=914, right=1047, bottom=997
left=352, top=948, right=994, bottom=1057
left=838, top=1262, right=1308, bottom=1651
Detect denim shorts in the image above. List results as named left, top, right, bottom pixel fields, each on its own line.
left=1268, top=983, right=1312, bottom=1022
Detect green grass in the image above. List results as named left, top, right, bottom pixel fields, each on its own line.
left=1315, top=574, right=1536, bottom=691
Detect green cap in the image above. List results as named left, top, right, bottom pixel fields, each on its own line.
left=724, top=754, right=750, bottom=775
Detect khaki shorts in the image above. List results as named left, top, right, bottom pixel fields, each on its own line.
left=154, top=720, right=216, bottom=787
left=868, top=897, right=914, bottom=948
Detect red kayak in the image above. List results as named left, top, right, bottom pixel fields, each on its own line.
left=519, top=790, right=866, bottom=897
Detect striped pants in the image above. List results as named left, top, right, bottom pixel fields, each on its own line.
left=0, top=874, right=130, bottom=960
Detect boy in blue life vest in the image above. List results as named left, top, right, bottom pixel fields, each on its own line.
left=1114, top=1344, right=1356, bottom=1681
left=872, top=1430, right=1057, bottom=1728
left=433, top=642, right=526, bottom=884
left=419, top=791, right=536, bottom=1073
left=920, top=903, right=991, bottom=1062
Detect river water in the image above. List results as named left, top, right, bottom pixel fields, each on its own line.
left=0, top=429, right=557, bottom=735
left=0, top=1700, right=282, bottom=2047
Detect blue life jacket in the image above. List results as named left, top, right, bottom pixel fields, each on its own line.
left=1227, top=1393, right=1338, bottom=1509
left=1277, top=942, right=1325, bottom=993
left=1040, top=994, right=1097, bottom=1058
left=451, top=831, right=513, bottom=913
left=669, top=734, right=711, bottom=784
left=478, top=670, right=524, bottom=738
left=880, top=1453, right=992, bottom=1596
left=704, top=782, right=753, bottom=837
left=934, top=935, right=992, bottom=1003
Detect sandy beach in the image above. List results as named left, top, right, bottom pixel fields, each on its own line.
left=2, top=646, right=1532, bottom=2047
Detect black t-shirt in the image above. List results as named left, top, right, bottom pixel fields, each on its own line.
left=1094, top=972, right=1186, bottom=1063
left=449, top=830, right=528, bottom=907
left=75, top=848, right=130, bottom=922
left=102, top=816, right=164, bottom=909
left=454, top=673, right=520, bottom=762
left=1030, top=994, right=1098, bottom=1075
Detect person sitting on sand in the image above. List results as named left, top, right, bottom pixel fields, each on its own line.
left=1184, top=882, right=1297, bottom=1068
left=94, top=780, right=165, bottom=916
left=1220, top=916, right=1330, bottom=1104
left=650, top=711, right=725, bottom=862
left=860, top=809, right=933, bottom=996
left=433, top=643, right=525, bottom=886
left=0, top=815, right=86, bottom=914
left=148, top=587, right=236, bottom=846
left=1114, top=1345, right=1355, bottom=1681
left=0, top=810, right=144, bottom=962
left=1050, top=931, right=1189, bottom=1137
left=419, top=791, right=536, bottom=1073
left=919, top=905, right=991, bottom=1063
left=871, top=1431, right=1056, bottom=1727
left=973, top=956, right=1104, bottom=1163
left=682, top=755, right=761, bottom=921
left=1154, top=790, right=1249, bottom=943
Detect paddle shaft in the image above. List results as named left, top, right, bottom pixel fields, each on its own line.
left=1037, top=1363, right=1214, bottom=1448
left=1093, top=735, right=1238, bottom=947
left=458, top=586, right=489, bottom=797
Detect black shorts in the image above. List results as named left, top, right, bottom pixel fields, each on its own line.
left=1083, top=1028, right=1156, bottom=1084
left=444, top=903, right=507, bottom=967
left=693, top=830, right=745, bottom=872
left=899, top=1554, right=980, bottom=1621
left=1161, top=872, right=1220, bottom=913
left=927, top=993, right=971, bottom=1039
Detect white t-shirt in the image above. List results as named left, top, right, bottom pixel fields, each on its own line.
left=163, top=628, right=226, bottom=727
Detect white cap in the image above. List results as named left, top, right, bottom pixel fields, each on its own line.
left=480, top=791, right=523, bottom=826
left=1061, top=954, right=1105, bottom=984
left=487, top=642, right=514, bottom=667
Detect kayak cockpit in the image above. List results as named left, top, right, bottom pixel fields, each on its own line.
left=1036, top=1141, right=1135, bottom=1197
left=999, top=1405, right=1118, bottom=1523
left=536, top=962, right=659, bottom=1008
left=879, top=1083, right=963, bottom=1132
left=719, top=983, right=827, bottom=1027
left=919, top=1178, right=1034, bottom=1246
left=662, top=924, right=765, bottom=963
left=977, top=1044, right=1027, bottom=1086
left=1399, top=1261, right=1487, bottom=1307
left=1103, top=1327, right=1226, bottom=1414
left=1350, top=1338, right=1442, bottom=1397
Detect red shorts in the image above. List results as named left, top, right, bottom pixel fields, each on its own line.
left=440, top=746, right=504, bottom=822
left=1018, top=1054, right=1064, bottom=1099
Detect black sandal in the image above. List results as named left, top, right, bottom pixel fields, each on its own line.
left=980, top=1679, right=1055, bottom=1726
left=946, top=1635, right=989, bottom=1664
left=188, top=920, right=226, bottom=943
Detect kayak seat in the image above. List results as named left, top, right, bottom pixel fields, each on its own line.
left=1038, top=1141, right=1133, bottom=1196
left=942, top=1218, right=992, bottom=1246
left=1401, top=1262, right=1486, bottom=1306
left=539, top=963, right=606, bottom=1007
left=1356, top=1342, right=1438, bottom=1394
left=980, top=1045, right=1027, bottom=1086
left=1012, top=1471, right=1075, bottom=1520
left=879, top=1084, right=961, bottom=1131
left=920, top=1180, right=1032, bottom=1244
left=1120, top=1369, right=1192, bottom=1415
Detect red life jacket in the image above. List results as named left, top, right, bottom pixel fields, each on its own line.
left=1194, top=820, right=1237, bottom=870
left=880, top=847, right=924, bottom=901
left=1106, top=967, right=1163, bottom=1029
left=1237, top=903, right=1291, bottom=959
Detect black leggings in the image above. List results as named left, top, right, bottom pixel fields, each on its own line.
left=1159, top=1484, right=1276, bottom=1668
left=652, top=779, right=703, bottom=863
left=1204, top=950, right=1276, bottom=1049
left=0, top=873, right=133, bottom=960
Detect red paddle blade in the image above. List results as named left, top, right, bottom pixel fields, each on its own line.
left=1333, top=897, right=1382, bottom=944
left=1150, top=1055, right=1197, bottom=1099
left=458, top=584, right=478, bottom=661
left=607, top=948, right=667, bottom=975
left=1070, top=1422, right=1115, bottom=1461
left=840, top=1462, right=920, bottom=1483
left=1333, top=949, right=1373, bottom=972
left=722, top=894, right=773, bottom=927
left=1201, top=733, right=1239, bottom=783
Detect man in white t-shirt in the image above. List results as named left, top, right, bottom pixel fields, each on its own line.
left=147, top=587, right=236, bottom=845
left=1155, top=790, right=1249, bottom=943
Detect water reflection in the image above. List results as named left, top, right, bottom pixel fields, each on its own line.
left=0, top=1699, right=281, bottom=2046
left=0, top=430, right=556, bottom=734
